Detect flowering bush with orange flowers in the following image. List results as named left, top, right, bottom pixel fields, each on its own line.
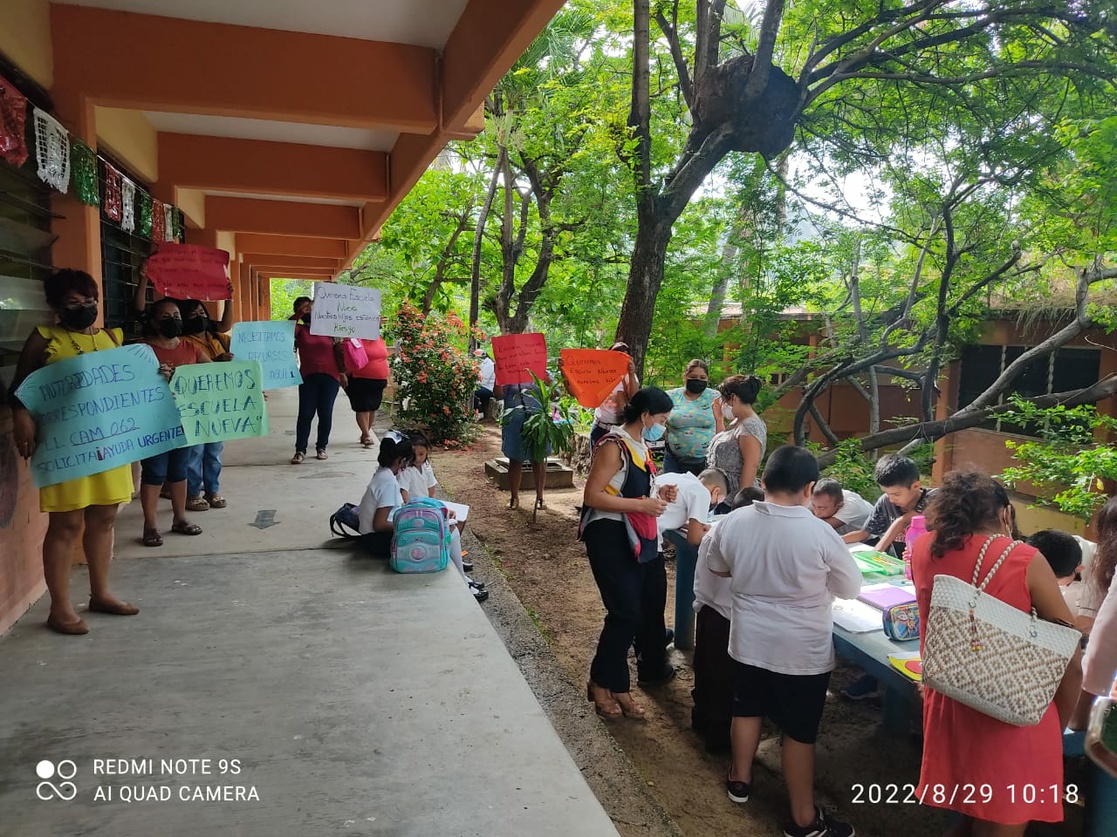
left=385, top=301, right=479, bottom=444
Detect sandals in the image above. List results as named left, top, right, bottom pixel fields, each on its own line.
left=612, top=692, right=647, bottom=719
left=142, top=528, right=164, bottom=547
left=290, top=452, right=305, bottom=464
left=359, top=435, right=373, bottom=447
left=316, top=449, right=329, bottom=460
left=88, top=598, right=139, bottom=616
left=185, top=495, right=210, bottom=512
left=586, top=681, right=622, bottom=719
left=508, top=497, right=519, bottom=510
left=171, top=520, right=203, bottom=536
left=47, top=614, right=89, bottom=635
left=205, top=493, right=227, bottom=509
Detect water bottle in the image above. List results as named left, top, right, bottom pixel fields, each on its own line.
left=903, top=514, right=927, bottom=581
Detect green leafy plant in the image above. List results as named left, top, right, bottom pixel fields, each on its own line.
left=384, top=301, right=479, bottom=445
left=998, top=398, right=1117, bottom=521
left=500, top=372, right=578, bottom=462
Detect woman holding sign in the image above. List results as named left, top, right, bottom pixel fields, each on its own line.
left=182, top=298, right=234, bottom=511
left=8, top=269, right=138, bottom=634
left=137, top=298, right=212, bottom=546
left=291, top=297, right=345, bottom=463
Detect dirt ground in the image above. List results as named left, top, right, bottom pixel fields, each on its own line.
left=433, top=424, right=1088, bottom=837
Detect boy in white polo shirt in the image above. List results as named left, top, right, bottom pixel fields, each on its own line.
left=707, top=445, right=861, bottom=837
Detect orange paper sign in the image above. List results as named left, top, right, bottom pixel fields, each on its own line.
left=492, top=332, right=548, bottom=386
left=560, top=349, right=629, bottom=409
left=145, top=244, right=232, bottom=301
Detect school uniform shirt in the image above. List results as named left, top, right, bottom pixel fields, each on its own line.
left=864, top=487, right=935, bottom=557
left=693, top=519, right=733, bottom=621
left=1061, top=579, right=1085, bottom=614
left=358, top=467, right=403, bottom=535
left=831, top=489, right=875, bottom=534
left=654, top=472, right=712, bottom=534
left=397, top=462, right=437, bottom=501
left=706, top=502, right=862, bottom=675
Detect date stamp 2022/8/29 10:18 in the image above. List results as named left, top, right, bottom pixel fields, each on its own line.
left=850, top=783, right=1080, bottom=807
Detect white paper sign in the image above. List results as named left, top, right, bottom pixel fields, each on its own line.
left=310, top=284, right=381, bottom=339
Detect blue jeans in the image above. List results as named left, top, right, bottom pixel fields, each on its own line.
left=295, top=373, right=341, bottom=453
left=664, top=527, right=699, bottom=650
left=187, top=441, right=224, bottom=497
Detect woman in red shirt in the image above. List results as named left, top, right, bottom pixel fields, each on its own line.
left=139, top=298, right=211, bottom=546
left=291, top=298, right=344, bottom=463
left=344, top=337, right=390, bottom=446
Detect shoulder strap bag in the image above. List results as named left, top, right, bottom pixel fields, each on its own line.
left=922, top=534, right=1081, bottom=726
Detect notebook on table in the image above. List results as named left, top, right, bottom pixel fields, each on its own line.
left=857, top=582, right=916, bottom=611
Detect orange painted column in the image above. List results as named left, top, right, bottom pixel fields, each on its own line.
left=49, top=88, right=101, bottom=289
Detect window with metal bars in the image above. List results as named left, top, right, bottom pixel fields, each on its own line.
left=0, top=62, right=55, bottom=374
left=97, top=154, right=154, bottom=339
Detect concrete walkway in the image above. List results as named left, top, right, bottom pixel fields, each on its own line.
left=0, top=388, right=619, bottom=837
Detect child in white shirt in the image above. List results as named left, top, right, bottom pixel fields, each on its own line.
left=398, top=435, right=438, bottom=502
left=707, top=445, right=861, bottom=837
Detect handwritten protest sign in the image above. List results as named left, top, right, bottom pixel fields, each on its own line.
left=15, top=344, right=185, bottom=488
left=229, top=320, right=302, bottom=389
left=145, top=243, right=231, bottom=300
left=170, top=361, right=269, bottom=445
left=559, top=349, right=630, bottom=408
left=492, top=333, right=548, bottom=386
left=310, top=283, right=381, bottom=339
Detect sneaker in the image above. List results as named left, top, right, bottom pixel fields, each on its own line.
left=472, top=587, right=489, bottom=603
left=462, top=559, right=474, bottom=573
left=725, top=776, right=750, bottom=804
left=840, top=674, right=881, bottom=702
left=783, top=807, right=854, bottom=837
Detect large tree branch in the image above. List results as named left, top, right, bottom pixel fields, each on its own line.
left=653, top=6, right=694, bottom=112
left=817, top=375, right=1117, bottom=468
left=630, top=0, right=653, bottom=208
left=743, top=0, right=786, bottom=100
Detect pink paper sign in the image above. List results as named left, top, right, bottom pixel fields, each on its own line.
left=492, top=332, right=548, bottom=386
left=145, top=244, right=232, bottom=301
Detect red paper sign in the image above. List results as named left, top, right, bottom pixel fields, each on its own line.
left=492, top=332, right=548, bottom=386
left=145, top=243, right=232, bottom=301
left=559, top=349, right=630, bottom=409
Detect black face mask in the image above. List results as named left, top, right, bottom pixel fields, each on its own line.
left=59, top=304, right=98, bottom=331
left=157, top=318, right=183, bottom=338
left=184, top=315, right=208, bottom=335
left=685, top=379, right=708, bottom=395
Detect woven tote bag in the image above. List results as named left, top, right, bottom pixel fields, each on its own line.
left=922, top=535, right=1081, bottom=726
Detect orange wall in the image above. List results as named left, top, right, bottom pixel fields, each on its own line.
left=0, top=0, right=53, bottom=88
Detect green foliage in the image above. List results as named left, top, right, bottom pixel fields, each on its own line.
left=998, top=398, right=1117, bottom=521
left=268, top=279, right=313, bottom=321
left=384, top=301, right=479, bottom=445
left=500, top=372, right=578, bottom=463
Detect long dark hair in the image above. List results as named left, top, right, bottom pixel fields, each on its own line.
left=378, top=435, right=414, bottom=468
left=1093, top=496, right=1117, bottom=595
left=926, top=471, right=1011, bottom=558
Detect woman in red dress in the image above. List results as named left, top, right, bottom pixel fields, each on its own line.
left=913, top=471, right=1082, bottom=835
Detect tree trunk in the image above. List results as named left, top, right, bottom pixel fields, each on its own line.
left=469, top=148, right=504, bottom=345
left=615, top=217, right=672, bottom=374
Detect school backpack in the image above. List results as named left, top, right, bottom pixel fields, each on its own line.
left=390, top=497, right=450, bottom=573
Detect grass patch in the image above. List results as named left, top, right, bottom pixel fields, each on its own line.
left=525, top=607, right=552, bottom=642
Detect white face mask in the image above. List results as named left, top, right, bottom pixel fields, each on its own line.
left=722, top=403, right=735, bottom=421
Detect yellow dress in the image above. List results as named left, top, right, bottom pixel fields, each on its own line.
left=35, top=325, right=135, bottom=513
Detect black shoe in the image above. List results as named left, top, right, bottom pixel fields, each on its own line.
left=726, top=776, right=750, bottom=804
left=472, top=587, right=489, bottom=603
left=462, top=560, right=474, bottom=573
left=467, top=578, right=486, bottom=592
left=637, top=664, right=675, bottom=687
left=664, top=627, right=675, bottom=647
left=783, top=807, right=854, bottom=837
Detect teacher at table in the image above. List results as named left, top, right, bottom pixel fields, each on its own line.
left=9, top=269, right=138, bottom=634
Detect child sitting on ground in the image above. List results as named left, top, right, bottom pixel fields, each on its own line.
left=691, top=485, right=761, bottom=755
left=398, top=433, right=438, bottom=502
left=1027, top=529, right=1086, bottom=625
left=707, top=445, right=861, bottom=837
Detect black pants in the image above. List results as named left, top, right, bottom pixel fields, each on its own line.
left=584, top=519, right=667, bottom=693
left=295, top=373, right=340, bottom=453
left=691, top=605, right=733, bottom=753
